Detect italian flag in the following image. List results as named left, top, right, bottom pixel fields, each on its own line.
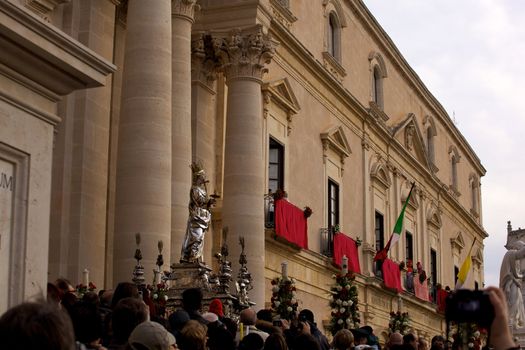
left=374, top=182, right=415, bottom=261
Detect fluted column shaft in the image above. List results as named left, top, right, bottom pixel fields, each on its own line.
left=216, top=26, right=276, bottom=307
left=191, top=34, right=218, bottom=263
left=114, top=0, right=172, bottom=284
left=171, top=0, right=197, bottom=262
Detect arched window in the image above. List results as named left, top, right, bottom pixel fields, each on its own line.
left=449, top=145, right=460, bottom=193
left=327, top=12, right=341, bottom=61
left=451, top=155, right=458, bottom=190
left=469, top=174, right=479, bottom=215
left=368, top=51, right=387, bottom=110
left=372, top=66, right=383, bottom=107
left=427, top=126, right=435, bottom=163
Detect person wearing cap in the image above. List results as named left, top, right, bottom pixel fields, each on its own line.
left=128, top=321, right=177, bottom=350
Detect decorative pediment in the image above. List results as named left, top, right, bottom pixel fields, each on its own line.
left=321, top=126, right=352, bottom=174
left=472, top=248, right=483, bottom=267
left=391, top=114, right=433, bottom=172
left=370, top=160, right=391, bottom=189
left=400, top=180, right=419, bottom=210
left=450, top=232, right=465, bottom=253
left=263, top=78, right=301, bottom=135
left=426, top=203, right=443, bottom=229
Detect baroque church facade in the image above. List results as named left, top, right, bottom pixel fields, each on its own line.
left=0, top=0, right=487, bottom=339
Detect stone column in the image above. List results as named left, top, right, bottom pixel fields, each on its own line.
left=214, top=25, right=277, bottom=307
left=113, top=0, right=172, bottom=284
left=191, top=33, right=218, bottom=264
left=171, top=0, right=198, bottom=263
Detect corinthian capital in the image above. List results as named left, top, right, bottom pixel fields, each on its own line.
left=191, top=33, right=218, bottom=90
left=212, top=25, right=279, bottom=82
left=172, top=0, right=198, bottom=22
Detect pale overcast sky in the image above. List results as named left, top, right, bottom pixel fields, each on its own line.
left=363, top=0, right=525, bottom=287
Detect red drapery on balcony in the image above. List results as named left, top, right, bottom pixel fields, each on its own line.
left=274, top=199, right=308, bottom=249
left=414, top=277, right=430, bottom=301
left=382, top=258, right=403, bottom=292
left=333, top=233, right=361, bottom=273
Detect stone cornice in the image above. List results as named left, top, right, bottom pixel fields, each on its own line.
left=0, top=1, right=116, bottom=95
left=172, top=0, right=198, bottom=22
left=212, top=25, right=278, bottom=81
left=24, top=0, right=69, bottom=20
left=350, top=0, right=485, bottom=176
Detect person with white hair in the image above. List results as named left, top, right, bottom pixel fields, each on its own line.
left=499, top=240, right=525, bottom=328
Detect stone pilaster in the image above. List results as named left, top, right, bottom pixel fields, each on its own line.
left=171, top=0, right=198, bottom=263
left=191, top=33, right=218, bottom=264
left=361, top=131, right=374, bottom=276
left=214, top=25, right=277, bottom=307
left=49, top=0, right=117, bottom=288
left=113, top=0, right=172, bottom=284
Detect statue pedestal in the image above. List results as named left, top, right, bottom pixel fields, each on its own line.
left=165, top=261, right=238, bottom=316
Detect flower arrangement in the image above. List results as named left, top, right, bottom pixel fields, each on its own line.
left=388, top=311, right=410, bottom=335
left=270, top=276, right=299, bottom=320
left=76, top=282, right=96, bottom=298
left=328, top=272, right=360, bottom=336
left=148, top=282, right=169, bottom=303
left=303, top=206, right=313, bottom=218
left=448, top=323, right=487, bottom=350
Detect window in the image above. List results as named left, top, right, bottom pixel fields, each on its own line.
left=372, top=66, right=383, bottom=107
left=405, top=231, right=413, bottom=262
left=454, top=265, right=459, bottom=286
left=470, top=175, right=479, bottom=215
left=328, top=179, right=339, bottom=231
left=268, top=138, right=284, bottom=193
left=375, top=211, right=385, bottom=276
left=474, top=281, right=479, bottom=290
left=427, top=127, right=435, bottom=164
left=431, top=249, right=437, bottom=302
left=451, top=155, right=458, bottom=190
left=327, top=12, right=341, bottom=61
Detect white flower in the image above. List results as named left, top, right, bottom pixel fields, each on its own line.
left=291, top=278, right=296, bottom=283
left=332, top=274, right=337, bottom=279
left=448, top=338, right=454, bottom=343
left=332, top=309, right=338, bottom=314
left=164, top=295, right=168, bottom=301
left=348, top=300, right=353, bottom=306
left=291, top=299, right=297, bottom=304
left=274, top=301, right=281, bottom=307
left=402, top=321, right=408, bottom=326
left=292, top=291, right=297, bottom=297
left=337, top=286, right=343, bottom=291
left=337, top=319, right=344, bottom=324
left=468, top=343, right=474, bottom=348
left=345, top=285, right=351, bottom=290
left=346, top=318, right=352, bottom=324
left=329, top=296, right=334, bottom=302
left=272, top=286, right=280, bottom=293
left=336, top=299, right=342, bottom=305
left=473, top=331, right=480, bottom=338
left=287, top=306, right=293, bottom=312
left=342, top=301, right=348, bottom=306
left=339, top=307, right=346, bottom=313
left=153, top=293, right=158, bottom=300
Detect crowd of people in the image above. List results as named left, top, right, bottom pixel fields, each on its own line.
left=0, top=279, right=518, bottom=350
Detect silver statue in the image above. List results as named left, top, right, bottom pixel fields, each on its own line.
left=500, top=240, right=525, bottom=327
left=236, top=237, right=254, bottom=308
left=180, top=162, right=216, bottom=263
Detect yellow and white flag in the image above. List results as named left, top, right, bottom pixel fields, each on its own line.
left=455, top=239, right=475, bottom=290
